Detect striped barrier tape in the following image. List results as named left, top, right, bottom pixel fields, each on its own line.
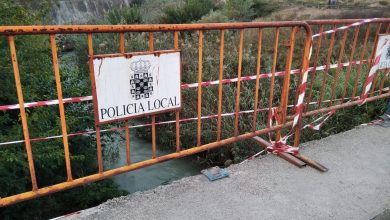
left=1, top=94, right=376, bottom=147
left=242, top=109, right=336, bottom=162
left=266, top=107, right=299, bottom=155
left=302, top=110, right=336, bottom=131
left=0, top=107, right=275, bottom=146
left=361, top=38, right=389, bottom=104
left=312, top=18, right=378, bottom=38
left=49, top=211, right=81, bottom=220
left=267, top=18, right=379, bottom=154
left=0, top=86, right=387, bottom=147
left=0, top=60, right=368, bottom=111
left=238, top=149, right=266, bottom=164
left=360, top=118, right=385, bottom=126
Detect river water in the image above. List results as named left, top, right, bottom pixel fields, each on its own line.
left=106, top=132, right=201, bottom=193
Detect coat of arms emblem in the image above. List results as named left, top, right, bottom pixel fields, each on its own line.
left=130, top=60, right=154, bottom=100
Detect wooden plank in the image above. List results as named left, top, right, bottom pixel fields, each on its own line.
left=293, top=154, right=328, bottom=172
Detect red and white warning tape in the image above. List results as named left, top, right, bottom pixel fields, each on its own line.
left=266, top=18, right=379, bottom=155
left=360, top=118, right=385, bottom=126
left=265, top=107, right=299, bottom=154
left=0, top=95, right=93, bottom=111
left=49, top=211, right=81, bottom=220
left=0, top=86, right=387, bottom=147
left=361, top=38, right=389, bottom=104
left=240, top=108, right=336, bottom=163
left=302, top=110, right=336, bottom=131
left=0, top=107, right=270, bottom=146
left=312, top=18, right=379, bottom=38
left=0, top=60, right=368, bottom=111
left=2, top=93, right=378, bottom=147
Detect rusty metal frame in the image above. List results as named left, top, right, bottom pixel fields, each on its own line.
left=303, top=18, right=390, bottom=117
left=3, top=19, right=390, bottom=207
left=0, top=21, right=311, bottom=207
left=0, top=22, right=310, bottom=35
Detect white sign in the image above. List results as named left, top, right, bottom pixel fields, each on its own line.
left=376, top=34, right=390, bottom=70
left=92, top=51, right=181, bottom=123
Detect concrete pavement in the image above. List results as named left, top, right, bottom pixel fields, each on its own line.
left=67, top=125, right=390, bottom=220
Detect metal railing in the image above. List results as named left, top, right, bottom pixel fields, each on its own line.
left=0, top=19, right=389, bottom=206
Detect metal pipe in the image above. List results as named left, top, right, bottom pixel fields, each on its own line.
left=174, top=31, right=181, bottom=152
left=217, top=29, right=225, bottom=141
left=234, top=29, right=244, bottom=137
left=252, top=28, right=262, bottom=132
left=341, top=26, right=360, bottom=101
left=276, top=27, right=297, bottom=141
left=8, top=35, right=38, bottom=190
left=0, top=21, right=312, bottom=35
left=50, top=34, right=73, bottom=181
left=318, top=24, right=336, bottom=109
left=305, top=25, right=324, bottom=112
left=87, top=33, right=104, bottom=173
left=329, top=29, right=348, bottom=106
left=197, top=30, right=203, bottom=146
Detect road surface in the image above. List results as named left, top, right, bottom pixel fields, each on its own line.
left=66, top=124, right=390, bottom=220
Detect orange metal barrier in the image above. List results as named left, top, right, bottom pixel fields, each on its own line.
left=0, top=19, right=389, bottom=206
left=302, top=19, right=390, bottom=116
left=0, top=21, right=311, bottom=206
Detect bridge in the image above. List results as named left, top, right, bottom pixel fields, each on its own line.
left=0, top=18, right=389, bottom=217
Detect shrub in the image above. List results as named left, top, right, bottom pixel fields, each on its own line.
left=198, top=10, right=229, bottom=23
left=223, top=0, right=254, bottom=21
left=160, top=0, right=215, bottom=24
left=106, top=6, right=142, bottom=24
left=252, top=0, right=279, bottom=18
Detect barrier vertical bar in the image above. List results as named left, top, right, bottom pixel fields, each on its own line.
left=276, top=27, right=297, bottom=141
left=234, top=29, right=244, bottom=137
left=119, top=32, right=131, bottom=165
left=306, top=25, right=323, bottom=112
left=149, top=32, right=156, bottom=159
left=341, top=26, right=360, bottom=101
left=252, top=28, right=262, bottom=132
left=174, top=31, right=181, bottom=152
left=87, top=33, right=104, bottom=173
left=318, top=25, right=336, bottom=108
left=197, top=30, right=203, bottom=146
left=8, top=35, right=38, bottom=190
left=267, top=28, right=280, bottom=125
left=217, top=29, right=225, bottom=140
left=119, top=32, right=125, bottom=53
left=379, top=71, right=389, bottom=94
left=293, top=26, right=313, bottom=147
left=329, top=29, right=348, bottom=106
left=352, top=24, right=371, bottom=99
left=50, top=35, right=73, bottom=181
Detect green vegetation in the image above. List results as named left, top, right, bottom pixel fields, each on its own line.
left=0, top=1, right=124, bottom=219
left=107, top=6, right=143, bottom=25
left=160, top=0, right=216, bottom=23
left=130, top=0, right=388, bottom=165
